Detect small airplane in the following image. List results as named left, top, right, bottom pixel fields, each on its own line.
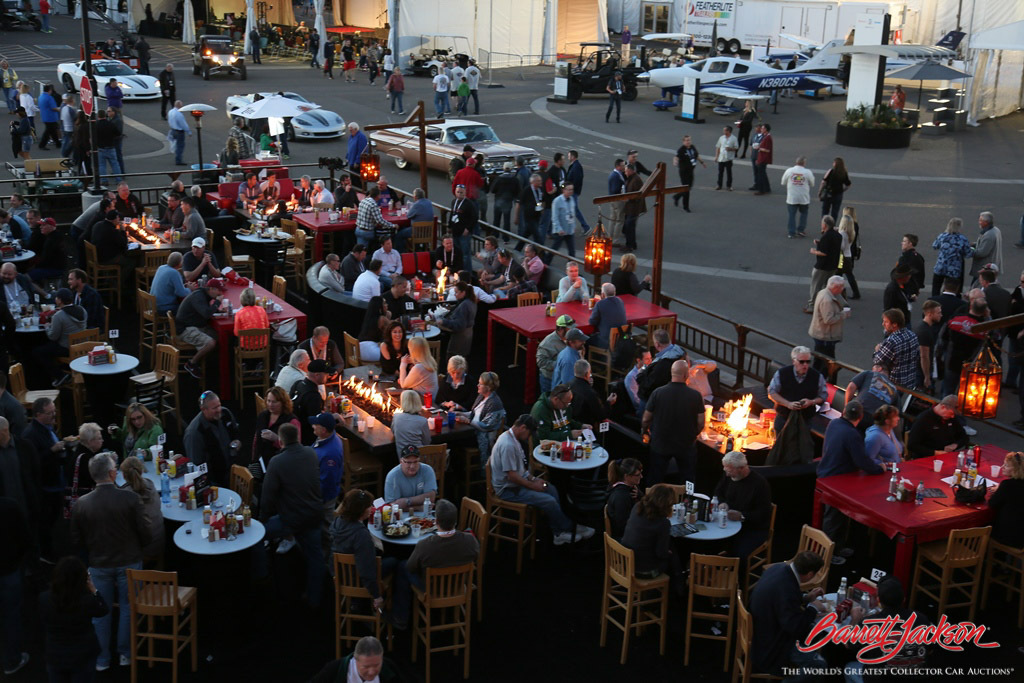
left=760, top=30, right=967, bottom=74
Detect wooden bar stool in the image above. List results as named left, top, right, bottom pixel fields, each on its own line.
left=685, top=553, right=740, bottom=671
left=982, top=537, right=1024, bottom=628
left=458, top=497, right=489, bottom=621
left=484, top=461, right=536, bottom=574
left=125, top=569, right=198, bottom=683
left=343, top=331, right=361, bottom=368
left=795, top=525, right=833, bottom=593
left=411, top=563, right=474, bottom=683
left=234, top=328, right=272, bottom=407
left=166, top=313, right=206, bottom=386
left=222, top=236, right=255, bottom=279
left=733, top=591, right=783, bottom=683
left=417, top=444, right=447, bottom=499
left=910, top=525, right=991, bottom=622
left=136, top=289, right=167, bottom=365
left=132, top=344, right=181, bottom=435
left=511, top=292, right=541, bottom=368
left=333, top=553, right=393, bottom=657
left=84, top=240, right=122, bottom=308
left=272, top=275, right=287, bottom=299
left=599, top=533, right=670, bottom=664
left=8, top=363, right=61, bottom=430
left=230, top=464, right=254, bottom=508
left=342, top=436, right=384, bottom=496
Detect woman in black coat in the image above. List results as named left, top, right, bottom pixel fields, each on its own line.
left=40, top=556, right=109, bottom=680
left=989, top=451, right=1024, bottom=547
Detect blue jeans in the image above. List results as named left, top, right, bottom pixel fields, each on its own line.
left=754, top=162, right=770, bottom=193
left=499, top=483, right=571, bottom=533
left=42, top=14, right=50, bottom=31
left=2, top=86, right=17, bottom=112
left=548, top=231, right=575, bottom=257
left=787, top=203, right=808, bottom=235
left=262, top=515, right=325, bottom=606
left=390, top=91, right=404, bottom=113
left=573, top=200, right=591, bottom=232
left=0, top=569, right=23, bottom=672
left=90, top=562, right=141, bottom=668
left=492, top=199, right=512, bottom=234
left=97, top=147, right=121, bottom=185
left=61, top=131, right=74, bottom=157
left=170, top=129, right=186, bottom=164
left=821, top=191, right=843, bottom=221
left=538, top=374, right=552, bottom=394
left=355, top=228, right=375, bottom=246
left=433, top=92, right=447, bottom=118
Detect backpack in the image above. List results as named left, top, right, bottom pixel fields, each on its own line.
left=610, top=325, right=636, bottom=371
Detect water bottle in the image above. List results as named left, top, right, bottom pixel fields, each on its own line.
left=160, top=472, right=171, bottom=505
left=710, top=496, right=719, bottom=521
left=915, top=480, right=924, bottom=505
left=837, top=577, right=848, bottom=603
left=887, top=466, right=899, bottom=502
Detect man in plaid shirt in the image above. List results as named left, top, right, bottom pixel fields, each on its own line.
left=873, top=309, right=920, bottom=389
left=355, top=186, right=396, bottom=246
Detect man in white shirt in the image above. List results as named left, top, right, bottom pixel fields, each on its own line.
left=59, top=94, right=76, bottom=158
left=311, top=179, right=334, bottom=206
left=714, top=125, right=739, bottom=191
left=351, top=259, right=382, bottom=301
left=317, top=252, right=345, bottom=293
left=781, top=156, right=815, bottom=239
left=465, top=60, right=481, bottom=114
left=432, top=70, right=450, bottom=118
left=167, top=100, right=191, bottom=166
left=449, top=62, right=465, bottom=111
left=557, top=261, right=590, bottom=303
left=371, top=236, right=402, bottom=287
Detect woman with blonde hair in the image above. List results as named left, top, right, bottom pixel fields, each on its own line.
left=17, top=82, right=37, bottom=131
left=931, top=217, right=973, bottom=296
left=611, top=252, right=652, bottom=297
left=399, top=336, right=439, bottom=398
left=988, top=452, right=1024, bottom=547
left=836, top=211, right=861, bottom=299
left=391, top=389, right=431, bottom=457
left=119, top=458, right=165, bottom=559
left=107, top=402, right=164, bottom=458
left=456, top=371, right=505, bottom=459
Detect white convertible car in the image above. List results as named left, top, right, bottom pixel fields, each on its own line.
left=225, top=92, right=346, bottom=141
left=57, top=60, right=161, bottom=101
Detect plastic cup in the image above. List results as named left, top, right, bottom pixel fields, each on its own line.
left=200, top=527, right=209, bottom=540
left=991, top=465, right=1001, bottom=478
left=412, top=524, right=422, bottom=538
left=933, top=459, right=943, bottom=473
left=357, top=419, right=366, bottom=433
left=366, top=415, right=376, bottom=429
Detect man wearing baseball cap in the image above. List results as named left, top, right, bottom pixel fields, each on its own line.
left=448, top=144, right=476, bottom=182
left=182, top=236, right=222, bottom=283
left=292, top=359, right=334, bottom=444
left=536, top=315, right=576, bottom=393
left=384, top=445, right=437, bottom=512
left=552, top=327, right=588, bottom=387
left=309, top=412, right=344, bottom=524
left=174, top=277, right=227, bottom=378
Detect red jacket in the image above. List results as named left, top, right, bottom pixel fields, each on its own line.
left=757, top=133, right=773, bottom=165
left=40, top=0, right=49, bottom=14
left=452, top=166, right=484, bottom=199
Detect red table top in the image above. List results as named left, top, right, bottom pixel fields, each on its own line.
left=815, top=445, right=1006, bottom=543
left=489, top=294, right=674, bottom=339
left=207, top=282, right=306, bottom=331
left=292, top=209, right=410, bottom=233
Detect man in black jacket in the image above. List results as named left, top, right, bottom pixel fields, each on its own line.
left=0, top=416, right=39, bottom=533
left=804, top=215, right=842, bottom=313
left=158, top=63, right=175, bottom=119
left=291, top=359, right=332, bottom=444
left=183, top=391, right=240, bottom=486
left=513, top=173, right=545, bottom=251
left=750, top=550, right=827, bottom=678
left=21, top=397, right=69, bottom=561
left=258, top=423, right=325, bottom=606
left=174, top=279, right=225, bottom=378
left=340, top=244, right=366, bottom=292
left=569, top=359, right=616, bottom=426
left=67, top=268, right=104, bottom=330
left=26, top=217, right=67, bottom=283
left=432, top=234, right=464, bottom=276
left=490, top=162, right=520, bottom=235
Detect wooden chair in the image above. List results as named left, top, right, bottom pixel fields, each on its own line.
left=484, top=460, right=536, bottom=574
left=68, top=327, right=102, bottom=347
left=982, top=537, right=1024, bottom=628
left=279, top=218, right=298, bottom=235
left=125, top=569, right=198, bottom=683
left=603, top=505, right=612, bottom=537
left=134, top=251, right=166, bottom=301
left=7, top=363, right=61, bottom=430
left=230, top=464, right=253, bottom=509
left=343, top=331, right=361, bottom=368
left=410, top=220, right=434, bottom=252
left=588, top=325, right=628, bottom=391
left=733, top=591, right=783, bottom=683
left=253, top=391, right=267, bottom=414
left=600, top=533, right=670, bottom=664
left=272, top=275, right=287, bottom=299
left=664, top=484, right=689, bottom=504
left=132, top=344, right=181, bottom=433
left=333, top=553, right=393, bottom=657
left=795, top=525, right=834, bottom=593
left=685, top=554, right=739, bottom=671
left=549, top=289, right=559, bottom=304
left=427, top=339, right=441, bottom=368
left=411, top=563, right=474, bottom=683
left=342, top=436, right=384, bottom=496
left=83, top=240, right=122, bottom=308
left=285, top=229, right=307, bottom=293
left=222, top=236, right=254, bottom=279
left=461, top=416, right=505, bottom=498
left=234, top=328, right=272, bottom=407
left=511, top=292, right=542, bottom=368
left=137, top=289, right=168, bottom=365
left=910, top=525, right=991, bottom=622
left=744, top=504, right=778, bottom=600
left=165, top=313, right=206, bottom=386
left=644, top=315, right=675, bottom=344
left=418, top=444, right=447, bottom=499
left=458, top=497, right=489, bottom=621
left=65, top=341, right=105, bottom=425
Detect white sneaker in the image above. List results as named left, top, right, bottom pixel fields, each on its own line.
left=4, top=653, right=29, bottom=675
left=963, top=425, right=977, bottom=436
left=276, top=537, right=297, bottom=554
left=552, top=531, right=574, bottom=546
left=96, top=662, right=110, bottom=672
left=576, top=525, right=595, bottom=541
left=120, top=654, right=131, bottom=666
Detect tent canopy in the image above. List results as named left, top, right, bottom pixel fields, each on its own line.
left=970, top=20, right=1024, bottom=51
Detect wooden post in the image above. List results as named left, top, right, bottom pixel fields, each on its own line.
left=591, top=162, right=687, bottom=304
left=363, top=102, right=444, bottom=199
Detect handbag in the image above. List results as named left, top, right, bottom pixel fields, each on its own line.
left=953, top=481, right=987, bottom=505
left=270, top=318, right=297, bottom=343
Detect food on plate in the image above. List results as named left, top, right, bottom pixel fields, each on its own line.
left=384, top=524, right=411, bottom=538
left=407, top=517, right=437, bottom=531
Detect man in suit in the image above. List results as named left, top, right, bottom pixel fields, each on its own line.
left=928, top=277, right=965, bottom=326
left=750, top=550, right=827, bottom=679
left=70, top=453, right=152, bottom=671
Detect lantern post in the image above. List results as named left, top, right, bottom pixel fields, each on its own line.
left=957, top=346, right=1001, bottom=420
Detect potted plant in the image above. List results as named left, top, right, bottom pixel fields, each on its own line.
left=835, top=103, right=913, bottom=149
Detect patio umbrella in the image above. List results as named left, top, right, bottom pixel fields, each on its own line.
left=314, top=0, right=327, bottom=55
left=182, top=0, right=196, bottom=45
left=244, top=0, right=256, bottom=56
left=232, top=95, right=321, bottom=120
left=885, top=61, right=973, bottom=109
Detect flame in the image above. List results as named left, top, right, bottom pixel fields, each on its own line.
left=726, top=394, right=753, bottom=434
left=342, top=376, right=398, bottom=416
left=437, top=267, right=448, bottom=294
left=124, top=219, right=160, bottom=245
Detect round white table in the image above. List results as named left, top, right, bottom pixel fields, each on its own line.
left=158, top=487, right=242, bottom=523
left=532, top=444, right=609, bottom=471
left=368, top=512, right=436, bottom=546
left=70, top=354, right=140, bottom=375
left=408, top=325, right=441, bottom=340
left=4, top=249, right=35, bottom=263
left=174, top=518, right=265, bottom=555
left=14, top=320, right=47, bottom=333
left=669, top=517, right=742, bottom=541
left=237, top=232, right=287, bottom=245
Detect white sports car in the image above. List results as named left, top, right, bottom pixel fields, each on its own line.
left=57, top=60, right=161, bottom=101
left=225, top=92, right=346, bottom=141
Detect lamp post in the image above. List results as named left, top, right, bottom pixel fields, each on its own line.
left=583, top=216, right=612, bottom=278
left=179, top=103, right=217, bottom=178
left=957, top=346, right=1001, bottom=420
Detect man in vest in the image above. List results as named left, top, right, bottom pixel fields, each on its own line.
left=767, top=345, right=827, bottom=436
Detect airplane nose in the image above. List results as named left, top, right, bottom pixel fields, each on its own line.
left=635, top=72, right=650, bottom=83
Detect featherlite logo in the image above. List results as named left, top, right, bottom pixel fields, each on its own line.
left=689, top=1, right=735, bottom=19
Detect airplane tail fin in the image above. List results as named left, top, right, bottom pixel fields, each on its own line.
left=936, top=30, right=966, bottom=50
left=799, top=41, right=842, bottom=73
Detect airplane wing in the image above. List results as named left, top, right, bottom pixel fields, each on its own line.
left=778, top=33, right=822, bottom=50
left=700, top=85, right=769, bottom=101
left=642, top=33, right=693, bottom=42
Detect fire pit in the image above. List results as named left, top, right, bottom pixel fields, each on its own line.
left=342, top=376, right=400, bottom=427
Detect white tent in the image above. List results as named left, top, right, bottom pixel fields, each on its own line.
left=243, top=0, right=256, bottom=54
left=182, top=0, right=196, bottom=44
left=971, top=19, right=1024, bottom=50
left=314, top=0, right=327, bottom=52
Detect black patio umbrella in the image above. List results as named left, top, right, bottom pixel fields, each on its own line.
left=885, top=61, right=973, bottom=109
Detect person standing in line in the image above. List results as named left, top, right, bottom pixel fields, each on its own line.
left=782, top=156, right=814, bottom=239
left=737, top=100, right=757, bottom=158
left=672, top=135, right=704, bottom=212
left=59, top=94, right=76, bottom=157
left=565, top=149, right=590, bottom=234
left=837, top=211, right=861, bottom=300
left=622, top=163, right=644, bottom=252
left=466, top=59, right=482, bottom=114
left=930, top=217, right=973, bottom=296
left=808, top=275, right=849, bottom=375
left=432, top=68, right=450, bottom=118
left=605, top=71, right=624, bottom=123
left=969, top=211, right=1003, bottom=288
left=18, top=83, right=37, bottom=133
left=752, top=123, right=773, bottom=195
left=36, top=84, right=61, bottom=151
left=1, top=61, right=18, bottom=114
left=549, top=182, right=578, bottom=257
left=308, top=28, right=320, bottom=69
left=157, top=63, right=175, bottom=120
left=382, top=48, right=395, bottom=85
left=714, top=125, right=739, bottom=191
left=39, top=0, right=51, bottom=32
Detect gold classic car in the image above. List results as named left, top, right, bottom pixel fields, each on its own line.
left=368, top=120, right=540, bottom=176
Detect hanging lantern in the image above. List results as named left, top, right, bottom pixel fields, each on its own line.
left=360, top=152, right=381, bottom=183
left=957, top=346, right=1001, bottom=420
left=584, top=216, right=612, bottom=277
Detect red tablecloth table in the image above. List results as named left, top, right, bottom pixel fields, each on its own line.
left=208, top=282, right=307, bottom=400
left=292, top=210, right=410, bottom=262
left=811, top=445, right=1007, bottom=586
left=487, top=294, right=676, bottom=404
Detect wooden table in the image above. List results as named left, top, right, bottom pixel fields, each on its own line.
left=486, top=294, right=677, bottom=404
left=811, top=445, right=1006, bottom=586
left=293, top=208, right=411, bottom=262
left=208, top=282, right=307, bottom=400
